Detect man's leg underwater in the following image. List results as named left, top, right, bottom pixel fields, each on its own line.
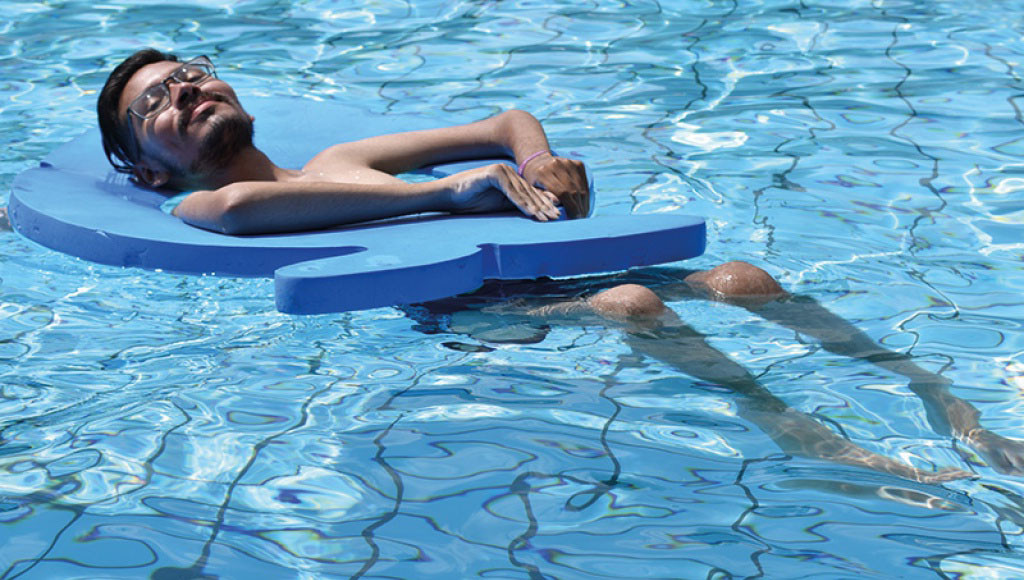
left=578, top=280, right=971, bottom=483
left=681, top=261, right=1024, bottom=475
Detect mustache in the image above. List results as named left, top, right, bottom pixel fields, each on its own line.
left=177, top=92, right=232, bottom=136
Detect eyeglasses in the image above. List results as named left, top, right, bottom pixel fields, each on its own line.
left=126, top=55, right=217, bottom=121
left=123, top=55, right=216, bottom=166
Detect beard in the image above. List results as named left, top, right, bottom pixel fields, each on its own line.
left=188, top=110, right=254, bottom=177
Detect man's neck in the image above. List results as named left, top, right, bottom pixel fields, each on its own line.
left=190, top=146, right=299, bottom=190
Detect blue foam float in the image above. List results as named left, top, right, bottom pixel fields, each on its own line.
left=9, top=98, right=705, bottom=314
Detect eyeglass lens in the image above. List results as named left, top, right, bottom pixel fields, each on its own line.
left=130, top=58, right=214, bottom=118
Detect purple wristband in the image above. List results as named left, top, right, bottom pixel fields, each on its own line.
left=517, top=150, right=551, bottom=176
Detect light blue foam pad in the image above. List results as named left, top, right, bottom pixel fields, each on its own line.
left=10, top=98, right=705, bottom=314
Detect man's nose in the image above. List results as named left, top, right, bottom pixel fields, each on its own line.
left=169, top=81, right=201, bottom=109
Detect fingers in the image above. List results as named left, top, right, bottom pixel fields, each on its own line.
left=527, top=157, right=591, bottom=219
left=492, top=165, right=560, bottom=221
left=511, top=180, right=559, bottom=221
left=560, top=190, right=587, bottom=220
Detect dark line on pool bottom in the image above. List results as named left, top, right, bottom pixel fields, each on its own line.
left=149, top=383, right=335, bottom=580
left=752, top=16, right=835, bottom=258
left=731, top=456, right=788, bottom=579
left=2, top=487, right=88, bottom=580
left=347, top=363, right=442, bottom=579
left=350, top=413, right=407, bottom=580
left=564, top=358, right=628, bottom=512
left=2, top=388, right=200, bottom=579
left=636, top=0, right=740, bottom=213
left=507, top=471, right=547, bottom=580
left=876, top=5, right=947, bottom=256
left=504, top=355, right=632, bottom=578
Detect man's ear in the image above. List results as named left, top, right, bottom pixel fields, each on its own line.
left=132, top=158, right=170, bottom=188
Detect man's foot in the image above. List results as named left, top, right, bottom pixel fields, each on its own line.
left=964, top=428, right=1024, bottom=475
left=907, top=379, right=1024, bottom=476
left=755, top=407, right=976, bottom=484
left=830, top=442, right=976, bottom=484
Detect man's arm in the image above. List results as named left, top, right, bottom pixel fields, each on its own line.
left=173, top=164, right=560, bottom=235
left=335, top=109, right=548, bottom=173
left=333, top=110, right=590, bottom=218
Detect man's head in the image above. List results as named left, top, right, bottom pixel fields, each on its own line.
left=97, top=49, right=254, bottom=190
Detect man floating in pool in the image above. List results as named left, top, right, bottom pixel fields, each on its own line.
left=96, top=49, right=1024, bottom=483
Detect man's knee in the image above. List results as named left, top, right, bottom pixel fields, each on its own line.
left=588, top=284, right=666, bottom=319
left=684, top=261, right=784, bottom=299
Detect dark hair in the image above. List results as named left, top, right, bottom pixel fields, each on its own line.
left=97, top=48, right=179, bottom=173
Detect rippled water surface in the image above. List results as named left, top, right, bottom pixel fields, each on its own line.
left=4, top=0, right=1024, bottom=578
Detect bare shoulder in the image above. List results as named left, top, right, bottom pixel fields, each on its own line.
left=303, top=143, right=406, bottom=185
left=304, top=143, right=360, bottom=168
left=303, top=142, right=369, bottom=174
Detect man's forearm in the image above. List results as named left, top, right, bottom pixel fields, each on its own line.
left=173, top=179, right=456, bottom=235
left=338, top=109, right=553, bottom=176
left=494, top=109, right=553, bottom=168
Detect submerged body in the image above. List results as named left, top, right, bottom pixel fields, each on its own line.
left=93, top=49, right=1024, bottom=482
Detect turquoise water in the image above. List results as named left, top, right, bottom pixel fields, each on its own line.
left=4, top=0, right=1024, bottom=577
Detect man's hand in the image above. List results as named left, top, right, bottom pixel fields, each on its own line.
left=521, top=154, right=590, bottom=219
left=450, top=164, right=561, bottom=221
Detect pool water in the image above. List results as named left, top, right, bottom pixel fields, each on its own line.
left=3, top=0, right=1024, bottom=578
